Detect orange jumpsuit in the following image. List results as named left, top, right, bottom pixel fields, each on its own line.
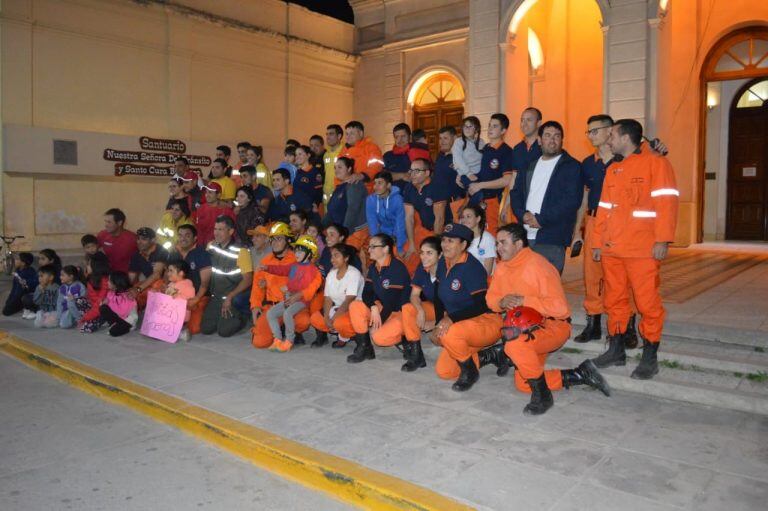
left=339, top=137, right=384, bottom=193
left=487, top=248, right=572, bottom=393
left=249, top=250, right=311, bottom=348
left=592, top=150, right=678, bottom=343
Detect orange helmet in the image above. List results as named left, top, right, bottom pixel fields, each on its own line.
left=502, top=306, right=543, bottom=341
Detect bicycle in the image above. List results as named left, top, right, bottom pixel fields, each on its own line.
left=0, top=234, right=25, bottom=275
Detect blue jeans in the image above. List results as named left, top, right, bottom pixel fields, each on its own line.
left=529, top=240, right=566, bottom=275
left=232, top=288, right=252, bottom=317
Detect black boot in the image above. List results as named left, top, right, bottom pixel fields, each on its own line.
left=574, top=314, right=602, bottom=343
left=293, top=332, right=306, bottom=345
left=624, top=314, right=639, bottom=349
left=631, top=339, right=659, bottom=380
left=347, top=332, right=375, bottom=363
left=478, top=343, right=512, bottom=377
left=592, top=334, right=627, bottom=368
left=452, top=357, right=479, bottom=392
left=311, top=330, right=328, bottom=348
left=401, top=341, right=426, bottom=372
left=523, top=376, right=554, bottom=416
left=561, top=360, right=611, bottom=396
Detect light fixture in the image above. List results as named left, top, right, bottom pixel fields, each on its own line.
left=706, top=83, right=720, bottom=111
left=528, top=28, right=544, bottom=71
left=509, top=0, right=539, bottom=36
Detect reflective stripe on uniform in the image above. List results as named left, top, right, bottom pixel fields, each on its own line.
left=212, top=267, right=241, bottom=275
left=632, top=210, right=657, bottom=218
left=650, top=188, right=679, bottom=197
left=209, top=245, right=239, bottom=259
left=598, top=201, right=615, bottom=209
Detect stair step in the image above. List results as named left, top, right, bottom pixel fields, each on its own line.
left=549, top=351, right=768, bottom=416
left=563, top=334, right=768, bottom=376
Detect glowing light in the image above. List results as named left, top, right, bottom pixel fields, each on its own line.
left=509, top=0, right=539, bottom=36
left=706, top=82, right=720, bottom=110
left=528, top=28, right=544, bottom=71
left=406, top=69, right=460, bottom=105
left=659, top=0, right=670, bottom=13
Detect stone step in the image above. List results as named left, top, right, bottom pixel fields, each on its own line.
left=562, top=334, right=768, bottom=376
left=569, top=310, right=768, bottom=349
left=549, top=350, right=768, bottom=416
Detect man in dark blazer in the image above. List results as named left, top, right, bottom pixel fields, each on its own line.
left=510, top=120, right=583, bottom=274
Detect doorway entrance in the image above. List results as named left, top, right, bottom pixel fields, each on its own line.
left=410, top=73, right=464, bottom=160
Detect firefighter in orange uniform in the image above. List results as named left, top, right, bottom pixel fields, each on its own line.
left=591, top=119, right=679, bottom=380
left=487, top=223, right=610, bottom=415
left=249, top=222, right=311, bottom=348
left=339, top=120, right=384, bottom=193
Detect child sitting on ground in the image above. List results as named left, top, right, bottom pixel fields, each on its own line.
left=57, top=265, right=87, bottom=329
left=164, top=260, right=195, bottom=342
left=78, top=253, right=111, bottom=333
left=33, top=264, right=60, bottom=328
left=2, top=252, right=38, bottom=317
left=260, top=235, right=322, bottom=352
left=97, top=271, right=138, bottom=337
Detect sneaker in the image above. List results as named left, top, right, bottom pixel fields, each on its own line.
left=268, top=338, right=283, bottom=351
left=276, top=340, right=293, bottom=353
left=22, top=309, right=35, bottom=320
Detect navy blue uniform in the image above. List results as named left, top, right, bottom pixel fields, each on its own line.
left=129, top=245, right=169, bottom=280
left=268, top=186, right=314, bottom=222
left=411, top=265, right=436, bottom=303
left=433, top=152, right=464, bottom=201
left=581, top=153, right=610, bottom=211
left=293, top=166, right=324, bottom=205
left=511, top=139, right=542, bottom=172
left=253, top=183, right=273, bottom=205
left=168, top=246, right=212, bottom=293
left=434, top=253, right=488, bottom=321
left=362, top=256, right=411, bottom=322
left=474, top=142, right=515, bottom=202
left=402, top=180, right=452, bottom=231
left=383, top=150, right=411, bottom=190
left=325, top=182, right=350, bottom=226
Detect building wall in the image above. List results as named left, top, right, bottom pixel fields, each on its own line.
left=0, top=0, right=355, bottom=250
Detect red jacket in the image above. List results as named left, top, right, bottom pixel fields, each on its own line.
left=79, top=277, right=109, bottom=324
left=193, top=202, right=235, bottom=248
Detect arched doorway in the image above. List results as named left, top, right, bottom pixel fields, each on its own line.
left=409, top=72, right=465, bottom=160
left=699, top=27, right=768, bottom=241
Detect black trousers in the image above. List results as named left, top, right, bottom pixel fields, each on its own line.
left=99, top=304, right=132, bottom=337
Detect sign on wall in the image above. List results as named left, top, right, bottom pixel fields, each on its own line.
left=105, top=136, right=211, bottom=177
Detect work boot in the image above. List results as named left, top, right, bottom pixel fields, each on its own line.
left=561, top=360, right=611, bottom=396
left=452, top=357, right=479, bottom=392
left=293, top=333, right=306, bottom=345
left=574, top=314, right=602, bottom=343
left=347, top=332, right=375, bottom=363
left=631, top=339, right=659, bottom=380
left=523, top=376, right=554, bottom=416
left=478, top=343, right=513, bottom=377
left=401, top=341, right=427, bottom=372
left=624, top=314, right=639, bottom=349
left=311, top=330, right=328, bottom=348
left=592, top=334, right=627, bottom=368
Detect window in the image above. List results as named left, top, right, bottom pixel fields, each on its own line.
left=705, top=30, right=768, bottom=81
left=736, top=80, right=768, bottom=108
left=413, top=74, right=464, bottom=106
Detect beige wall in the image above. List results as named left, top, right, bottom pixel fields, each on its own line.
left=1, top=0, right=355, bottom=250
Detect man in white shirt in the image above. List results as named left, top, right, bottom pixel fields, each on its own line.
left=510, top=121, right=583, bottom=274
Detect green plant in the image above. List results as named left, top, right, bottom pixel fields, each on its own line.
left=755, top=346, right=765, bottom=353
left=746, top=371, right=768, bottom=383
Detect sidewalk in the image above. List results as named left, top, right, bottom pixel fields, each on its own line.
left=1, top=315, right=766, bottom=511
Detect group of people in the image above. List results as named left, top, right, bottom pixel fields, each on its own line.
left=3, top=108, right=678, bottom=416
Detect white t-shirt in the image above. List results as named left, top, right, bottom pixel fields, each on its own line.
left=469, top=230, right=496, bottom=262
left=525, top=154, right=562, bottom=239
left=324, top=266, right=364, bottom=308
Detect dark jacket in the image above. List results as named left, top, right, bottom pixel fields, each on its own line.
left=510, top=150, right=582, bottom=247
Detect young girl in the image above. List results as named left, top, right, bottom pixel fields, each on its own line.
left=57, top=265, right=87, bottom=329
left=32, top=265, right=59, bottom=328
left=452, top=116, right=486, bottom=186
left=261, top=235, right=323, bottom=352
left=2, top=252, right=37, bottom=317
left=78, top=253, right=111, bottom=333
left=164, top=260, right=196, bottom=342
left=97, top=271, right=138, bottom=337
left=38, top=249, right=63, bottom=283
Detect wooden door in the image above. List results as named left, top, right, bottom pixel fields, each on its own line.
left=726, top=95, right=768, bottom=240
left=413, top=102, right=464, bottom=160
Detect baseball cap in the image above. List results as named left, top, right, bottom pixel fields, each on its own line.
left=441, top=223, right=474, bottom=243
left=136, top=227, right=156, bottom=239
left=247, top=225, right=269, bottom=236
left=202, top=182, right=222, bottom=193
left=180, top=170, right=197, bottom=182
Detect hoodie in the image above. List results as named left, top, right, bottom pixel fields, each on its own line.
left=365, top=186, right=407, bottom=252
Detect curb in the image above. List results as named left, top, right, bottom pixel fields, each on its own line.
left=0, top=332, right=474, bottom=511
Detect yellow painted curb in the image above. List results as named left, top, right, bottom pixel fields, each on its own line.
left=0, top=332, right=474, bottom=511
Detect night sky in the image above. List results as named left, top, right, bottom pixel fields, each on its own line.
left=287, top=1, right=354, bottom=24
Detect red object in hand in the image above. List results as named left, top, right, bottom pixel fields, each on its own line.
left=502, top=306, right=544, bottom=341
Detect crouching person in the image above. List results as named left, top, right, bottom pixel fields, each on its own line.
left=487, top=223, right=610, bottom=416
left=200, top=216, right=252, bottom=337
